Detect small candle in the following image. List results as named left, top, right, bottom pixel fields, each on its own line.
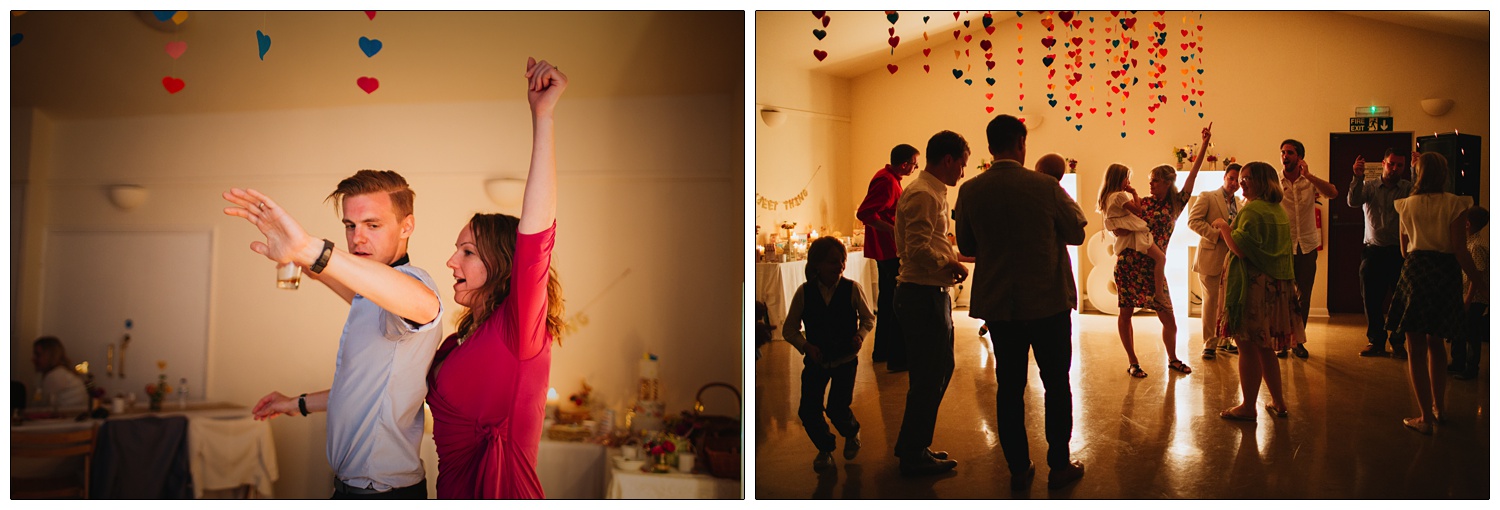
left=545, top=387, right=559, bottom=419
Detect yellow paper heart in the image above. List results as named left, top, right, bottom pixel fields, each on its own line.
left=955, top=50, right=961, bottom=59
left=172, top=11, right=188, bottom=24
left=923, top=31, right=929, bottom=41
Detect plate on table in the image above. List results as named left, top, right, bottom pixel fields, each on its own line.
left=611, top=455, right=645, bottom=472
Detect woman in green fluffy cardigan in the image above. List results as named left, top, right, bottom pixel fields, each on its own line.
left=1211, top=161, right=1307, bottom=421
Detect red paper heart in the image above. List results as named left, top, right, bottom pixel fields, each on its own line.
left=986, top=106, right=995, bottom=113
left=1123, top=91, right=1130, bottom=98
left=1016, top=46, right=1023, bottom=54
left=365, top=11, right=376, bottom=20
left=813, top=49, right=828, bottom=61
left=1059, top=11, right=1074, bottom=24
left=985, top=53, right=994, bottom=59
left=1041, top=36, right=1056, bottom=49
left=987, top=61, right=997, bottom=70
left=980, top=40, right=993, bottom=51
left=887, top=64, right=899, bottom=74
left=889, top=36, right=900, bottom=48
left=924, top=48, right=932, bottom=57
left=1090, top=28, right=1095, bottom=33
left=1089, top=107, right=1097, bottom=113
left=1071, top=19, right=1082, bottom=29
left=985, top=93, right=994, bottom=99
left=924, top=65, right=930, bottom=73
left=889, top=27, right=896, bottom=36
left=1197, top=25, right=1204, bottom=31
left=964, top=35, right=973, bottom=43
left=1076, top=112, right=1085, bottom=119
left=954, top=30, right=962, bottom=39
left=1149, top=129, right=1156, bottom=135
left=1107, top=111, right=1113, bottom=117
left=1154, top=21, right=1166, bottom=31
left=1158, top=48, right=1168, bottom=57
left=164, top=41, right=186, bottom=59
left=1071, top=37, right=1083, bottom=46
left=1181, top=94, right=1190, bottom=102
left=986, top=26, right=996, bottom=35
left=1041, top=17, right=1054, bottom=30
left=1019, top=94, right=1025, bottom=100
left=1111, top=86, right=1120, bottom=93
left=357, top=76, right=379, bottom=94
left=953, top=11, right=960, bottom=20
left=161, top=76, right=185, bottom=94
left=812, top=11, right=825, bottom=19
left=1048, top=69, right=1056, bottom=79
left=822, top=16, right=830, bottom=28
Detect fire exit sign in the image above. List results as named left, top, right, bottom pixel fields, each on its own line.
left=1350, top=117, right=1393, bottom=132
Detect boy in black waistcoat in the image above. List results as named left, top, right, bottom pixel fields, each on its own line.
left=783, top=237, right=876, bottom=471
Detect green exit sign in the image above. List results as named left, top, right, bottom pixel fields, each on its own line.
left=1350, top=117, right=1393, bottom=132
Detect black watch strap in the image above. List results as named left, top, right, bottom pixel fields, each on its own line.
left=298, top=393, right=309, bottom=417
left=309, top=239, right=335, bottom=274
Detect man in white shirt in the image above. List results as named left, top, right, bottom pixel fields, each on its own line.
left=229, top=170, right=444, bottom=499
left=1278, top=139, right=1339, bottom=359
left=892, top=130, right=969, bottom=476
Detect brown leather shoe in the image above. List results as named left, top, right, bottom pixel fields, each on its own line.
left=899, top=451, right=957, bottom=476
left=1047, top=460, right=1085, bottom=489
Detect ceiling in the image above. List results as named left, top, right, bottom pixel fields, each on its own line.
left=9, top=11, right=745, bottom=121
left=758, top=10, right=1489, bottom=80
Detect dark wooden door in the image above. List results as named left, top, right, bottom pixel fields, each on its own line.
left=1327, top=132, right=1412, bottom=314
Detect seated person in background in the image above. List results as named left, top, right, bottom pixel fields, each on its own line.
left=32, top=336, right=89, bottom=410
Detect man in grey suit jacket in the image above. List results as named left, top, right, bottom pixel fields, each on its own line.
left=1187, top=164, right=1244, bottom=360
left=954, top=115, right=1087, bottom=491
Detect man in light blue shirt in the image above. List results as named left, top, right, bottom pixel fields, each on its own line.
left=230, top=170, right=443, bottom=499
left=1349, top=149, right=1412, bottom=358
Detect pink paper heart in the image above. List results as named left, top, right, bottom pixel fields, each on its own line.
left=164, top=41, right=186, bottom=59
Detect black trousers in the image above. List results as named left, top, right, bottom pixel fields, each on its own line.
left=798, top=358, right=860, bottom=452
left=872, top=258, right=906, bottom=365
left=893, top=283, right=954, bottom=458
left=1360, top=244, right=1403, bottom=348
left=1451, top=304, right=1488, bottom=373
left=991, top=310, right=1074, bottom=473
left=331, top=479, right=428, bottom=499
left=1292, top=250, right=1318, bottom=326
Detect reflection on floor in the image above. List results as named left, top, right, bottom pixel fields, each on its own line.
left=755, top=312, right=1489, bottom=499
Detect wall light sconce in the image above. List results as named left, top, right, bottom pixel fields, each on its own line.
left=1420, top=98, right=1455, bottom=117
left=483, top=177, right=525, bottom=213
left=107, top=184, right=148, bottom=211
left=759, top=108, right=786, bottom=128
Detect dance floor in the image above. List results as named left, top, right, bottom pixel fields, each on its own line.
left=754, top=312, right=1490, bottom=499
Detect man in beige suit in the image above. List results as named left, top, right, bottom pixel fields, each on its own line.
left=1187, top=163, right=1243, bottom=360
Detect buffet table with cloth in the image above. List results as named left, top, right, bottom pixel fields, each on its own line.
left=755, top=255, right=877, bottom=340
left=603, top=447, right=741, bottom=499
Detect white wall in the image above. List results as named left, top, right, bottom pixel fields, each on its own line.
left=11, top=92, right=743, bottom=498
left=843, top=11, right=1489, bottom=316
left=754, top=67, right=855, bottom=242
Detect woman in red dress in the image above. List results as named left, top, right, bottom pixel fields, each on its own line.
left=426, top=56, right=567, bottom=499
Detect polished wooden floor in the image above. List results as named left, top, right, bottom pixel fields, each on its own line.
left=754, top=312, right=1489, bottom=499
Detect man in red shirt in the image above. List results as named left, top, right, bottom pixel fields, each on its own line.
left=857, top=144, right=920, bottom=372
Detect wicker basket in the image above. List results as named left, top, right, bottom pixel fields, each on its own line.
left=692, top=383, right=741, bottom=479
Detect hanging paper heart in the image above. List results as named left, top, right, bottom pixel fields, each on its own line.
left=985, top=93, right=994, bottom=100
left=1041, top=17, right=1054, bottom=31
left=357, top=76, right=380, bottom=94
left=1041, top=36, right=1056, bottom=49
left=887, top=11, right=899, bottom=24
left=1076, top=125, right=1083, bottom=131
left=1042, top=55, right=1055, bottom=67
left=813, top=29, right=826, bottom=40
left=964, top=20, right=970, bottom=28
left=365, top=11, right=377, bottom=20
left=813, top=49, right=828, bottom=61
left=889, top=36, right=900, bottom=49
left=153, top=11, right=175, bottom=22
left=964, top=35, right=972, bottom=43
left=253, top=30, right=272, bottom=60
left=924, top=31, right=929, bottom=41
left=887, top=64, right=899, bottom=74
left=811, top=11, right=825, bottom=19
left=953, top=69, right=964, bottom=79
left=889, top=27, right=896, bottom=36
left=953, top=11, right=961, bottom=20
left=979, top=40, right=993, bottom=51
left=1017, top=23, right=1023, bottom=30
left=985, top=52, right=993, bottom=59
left=171, top=11, right=188, bottom=24
left=923, top=64, right=930, bottom=73
left=1070, top=37, right=1083, bottom=46
left=11, top=33, right=21, bottom=46
left=965, top=79, right=973, bottom=85
left=1089, top=63, right=1095, bottom=69
left=987, top=61, right=997, bottom=70
left=1199, top=112, right=1205, bottom=118
left=822, top=16, right=831, bottom=28
left=1180, top=55, right=1190, bottom=63
left=161, top=76, right=185, bottom=94
left=1049, top=99, right=1058, bottom=107
left=1019, top=106, right=1024, bottom=112
left=986, top=77, right=996, bottom=85
left=986, top=106, right=995, bottom=113
left=923, top=16, right=930, bottom=23
left=165, top=40, right=186, bottom=59
left=1016, top=59, right=1023, bottom=65
left=1048, top=69, right=1056, bottom=79
left=1058, top=11, right=1074, bottom=24
left=359, top=36, right=382, bottom=57
left=986, top=26, right=996, bottom=35
left=923, top=48, right=931, bottom=57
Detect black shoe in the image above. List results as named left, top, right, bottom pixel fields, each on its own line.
left=1202, top=348, right=1216, bottom=360
left=1221, top=344, right=1238, bottom=354
left=926, top=448, right=949, bottom=460
left=899, top=451, right=957, bottom=476
left=1391, top=346, right=1409, bottom=360
left=843, top=433, right=861, bottom=460
left=1047, top=460, right=1085, bottom=489
left=813, top=451, right=834, bottom=471
left=1292, top=345, right=1309, bottom=358
left=887, top=363, right=909, bottom=373
left=1276, top=349, right=1289, bottom=358
left=1010, top=461, right=1035, bottom=491
left=1359, top=344, right=1389, bottom=357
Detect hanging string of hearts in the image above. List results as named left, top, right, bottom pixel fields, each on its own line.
left=811, top=11, right=830, bottom=62
left=357, top=11, right=381, bottom=94
left=256, top=12, right=272, bottom=62
left=755, top=165, right=825, bottom=211
left=157, top=10, right=188, bottom=94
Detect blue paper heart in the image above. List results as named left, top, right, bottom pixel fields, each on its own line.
left=256, top=30, right=272, bottom=60
left=1047, top=93, right=1054, bottom=99
left=986, top=77, right=996, bottom=86
left=1122, top=63, right=1130, bottom=70
left=923, top=16, right=930, bottom=23
left=1198, top=112, right=1205, bottom=118
left=1190, top=100, right=1197, bottom=106
left=1018, top=106, right=1024, bottom=112
left=359, top=36, right=382, bottom=58
left=1042, top=56, right=1055, bottom=67
left=1180, top=56, right=1190, bottom=62
left=953, top=69, right=964, bottom=79
left=10, top=33, right=20, bottom=47
left=1131, top=77, right=1138, bottom=85
left=1065, top=115, right=1072, bottom=121
left=1049, top=100, right=1058, bottom=107
left=1075, top=125, right=1083, bottom=131
left=1121, top=132, right=1127, bottom=138
left=964, top=79, right=973, bottom=85
left=153, top=11, right=176, bottom=22
left=1089, top=63, right=1096, bottom=69
left=1196, top=68, right=1204, bottom=74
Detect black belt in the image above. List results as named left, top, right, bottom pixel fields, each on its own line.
left=335, top=479, right=398, bottom=495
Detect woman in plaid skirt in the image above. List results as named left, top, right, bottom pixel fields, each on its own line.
left=1386, top=152, right=1483, bottom=435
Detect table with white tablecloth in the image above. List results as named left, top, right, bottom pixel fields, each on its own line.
left=603, top=448, right=740, bottom=499
left=420, top=433, right=609, bottom=499
left=755, top=254, right=878, bottom=340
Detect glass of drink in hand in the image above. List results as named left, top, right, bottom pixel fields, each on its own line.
left=277, top=263, right=301, bottom=290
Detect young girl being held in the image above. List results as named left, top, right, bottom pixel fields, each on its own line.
left=1099, top=163, right=1168, bottom=302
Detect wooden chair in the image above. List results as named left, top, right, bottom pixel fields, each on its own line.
left=11, top=425, right=98, bottom=499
